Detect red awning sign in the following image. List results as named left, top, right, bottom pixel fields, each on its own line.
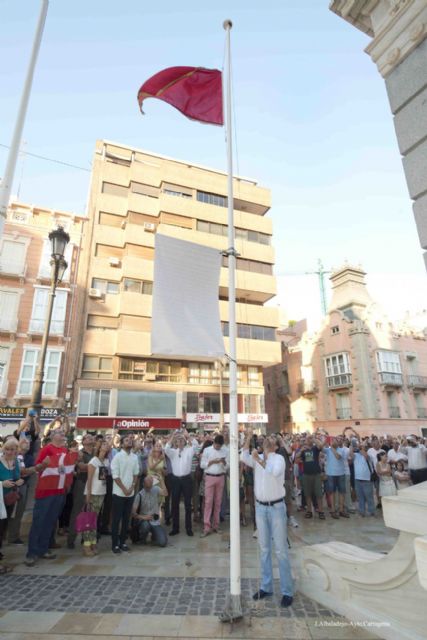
left=76, top=417, right=181, bottom=431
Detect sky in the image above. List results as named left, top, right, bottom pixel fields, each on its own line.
left=0, top=0, right=425, bottom=325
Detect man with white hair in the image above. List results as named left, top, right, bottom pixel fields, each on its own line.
left=165, top=429, right=198, bottom=537
left=399, top=436, right=427, bottom=484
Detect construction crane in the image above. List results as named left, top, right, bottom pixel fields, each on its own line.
left=276, top=259, right=331, bottom=316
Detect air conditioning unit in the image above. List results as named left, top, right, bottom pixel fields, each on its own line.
left=143, top=222, right=156, bottom=232
left=89, top=288, right=102, bottom=299
left=109, top=256, right=120, bottom=267
left=145, top=373, right=156, bottom=381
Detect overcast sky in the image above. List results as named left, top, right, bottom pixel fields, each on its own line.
left=0, top=0, right=425, bottom=324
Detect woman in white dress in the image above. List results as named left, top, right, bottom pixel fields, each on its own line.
left=394, top=460, right=411, bottom=490
left=376, top=451, right=397, bottom=497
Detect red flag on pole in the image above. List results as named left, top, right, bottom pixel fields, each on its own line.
left=137, top=66, right=223, bottom=126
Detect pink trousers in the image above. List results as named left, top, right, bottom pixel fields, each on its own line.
left=203, top=474, right=225, bottom=532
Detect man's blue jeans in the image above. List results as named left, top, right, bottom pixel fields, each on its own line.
left=27, top=494, right=65, bottom=559
left=255, top=500, right=294, bottom=597
left=355, top=480, right=375, bottom=515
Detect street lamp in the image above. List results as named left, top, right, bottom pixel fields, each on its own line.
left=30, top=225, right=70, bottom=414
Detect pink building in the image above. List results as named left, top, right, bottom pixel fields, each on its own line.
left=264, top=266, right=427, bottom=437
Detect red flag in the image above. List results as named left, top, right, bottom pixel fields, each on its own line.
left=137, top=66, right=223, bottom=126
left=36, top=450, right=78, bottom=495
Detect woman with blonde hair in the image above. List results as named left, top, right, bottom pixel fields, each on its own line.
left=147, top=440, right=167, bottom=508
left=0, top=437, right=24, bottom=572
left=83, top=438, right=111, bottom=556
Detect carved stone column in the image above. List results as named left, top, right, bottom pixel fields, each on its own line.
left=330, top=0, right=427, bottom=268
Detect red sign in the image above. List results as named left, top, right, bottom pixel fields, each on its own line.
left=76, top=416, right=181, bottom=431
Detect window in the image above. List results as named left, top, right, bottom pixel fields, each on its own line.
left=324, top=353, right=352, bottom=389
left=101, top=182, right=128, bottom=197
left=0, top=290, right=19, bottom=331
left=130, top=181, right=159, bottom=198
left=331, top=326, right=340, bottom=335
left=188, top=363, right=219, bottom=385
left=202, top=393, right=230, bottom=413
left=0, top=346, right=10, bottom=394
left=197, top=190, right=227, bottom=207
left=222, top=256, right=273, bottom=275
left=387, top=391, right=400, bottom=418
left=29, top=287, right=68, bottom=335
left=336, top=393, right=351, bottom=419
left=117, top=390, right=176, bottom=417
left=99, top=212, right=125, bottom=228
left=87, top=315, right=119, bottom=330
left=17, top=348, right=62, bottom=396
left=0, top=238, right=27, bottom=276
left=415, top=394, right=427, bottom=419
left=244, top=394, right=261, bottom=413
left=196, top=220, right=228, bottom=237
left=222, top=322, right=276, bottom=341
left=119, top=359, right=181, bottom=382
left=376, top=350, right=401, bottom=374
left=186, top=392, right=200, bottom=413
left=78, top=389, right=110, bottom=416
left=123, top=278, right=153, bottom=294
left=162, top=188, right=192, bottom=199
left=81, top=356, right=113, bottom=379
left=248, top=367, right=260, bottom=386
left=38, top=239, right=73, bottom=281
left=91, top=278, right=119, bottom=294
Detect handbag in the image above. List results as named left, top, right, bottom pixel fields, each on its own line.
left=75, top=503, right=98, bottom=533
left=3, top=489, right=20, bottom=507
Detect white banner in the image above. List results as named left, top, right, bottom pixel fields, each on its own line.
left=151, top=234, right=224, bottom=359
left=186, top=413, right=268, bottom=424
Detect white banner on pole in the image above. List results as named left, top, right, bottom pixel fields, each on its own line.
left=151, top=233, right=225, bottom=359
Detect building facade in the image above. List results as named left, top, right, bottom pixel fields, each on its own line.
left=330, top=0, right=427, bottom=270
left=73, top=140, right=280, bottom=432
left=264, top=265, right=427, bottom=436
left=0, top=201, right=86, bottom=434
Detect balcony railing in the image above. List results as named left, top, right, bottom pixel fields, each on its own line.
left=0, top=259, right=26, bottom=278
left=297, top=380, right=318, bottom=396
left=336, top=408, right=352, bottom=420
left=417, top=410, right=427, bottom=419
left=407, top=375, right=427, bottom=389
left=0, top=320, right=18, bottom=333
left=326, top=373, right=352, bottom=389
left=379, top=372, right=403, bottom=386
left=389, top=407, right=401, bottom=418
left=28, top=319, right=65, bottom=335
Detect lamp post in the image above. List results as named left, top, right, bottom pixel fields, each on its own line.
left=30, top=226, right=70, bottom=414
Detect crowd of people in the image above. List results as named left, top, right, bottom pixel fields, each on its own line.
left=0, top=414, right=426, bottom=607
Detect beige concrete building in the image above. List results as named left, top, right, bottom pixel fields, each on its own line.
left=264, top=265, right=427, bottom=437
left=74, top=140, right=280, bottom=432
left=0, top=200, right=86, bottom=434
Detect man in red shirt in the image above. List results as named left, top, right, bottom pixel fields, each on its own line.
left=25, top=426, right=77, bottom=566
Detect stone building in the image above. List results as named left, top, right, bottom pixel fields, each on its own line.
left=264, top=265, right=427, bottom=436
left=73, top=140, right=280, bottom=433
left=0, top=201, right=86, bottom=434
left=330, top=0, right=427, bottom=270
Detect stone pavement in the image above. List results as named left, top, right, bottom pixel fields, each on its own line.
left=0, top=509, right=394, bottom=639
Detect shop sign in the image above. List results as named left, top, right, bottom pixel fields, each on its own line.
left=75, top=416, right=181, bottom=431
left=186, top=413, right=268, bottom=424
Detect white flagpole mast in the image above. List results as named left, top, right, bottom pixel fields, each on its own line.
left=0, top=0, right=49, bottom=237
left=221, top=18, right=243, bottom=623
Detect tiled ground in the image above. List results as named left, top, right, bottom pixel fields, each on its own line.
left=0, top=508, right=392, bottom=638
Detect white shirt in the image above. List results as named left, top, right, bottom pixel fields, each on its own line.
left=387, top=449, right=408, bottom=465
left=368, top=447, right=385, bottom=469
left=111, top=449, right=140, bottom=497
left=342, top=446, right=351, bottom=476
left=84, top=457, right=110, bottom=496
left=165, top=441, right=198, bottom=476
left=200, top=445, right=229, bottom=475
left=400, top=445, right=427, bottom=470
left=241, top=449, right=285, bottom=503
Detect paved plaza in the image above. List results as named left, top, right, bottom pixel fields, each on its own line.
left=0, top=509, right=398, bottom=640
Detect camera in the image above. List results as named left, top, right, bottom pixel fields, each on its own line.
left=152, top=513, right=159, bottom=521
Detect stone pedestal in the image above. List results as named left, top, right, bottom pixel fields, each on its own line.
left=299, top=481, right=427, bottom=639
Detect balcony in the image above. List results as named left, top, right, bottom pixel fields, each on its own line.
left=389, top=406, right=401, bottom=419
left=336, top=408, right=352, bottom=420
left=297, top=379, right=318, bottom=396
left=379, top=372, right=403, bottom=387
left=28, top=319, right=65, bottom=335
left=407, top=375, right=427, bottom=390
left=326, top=373, right=352, bottom=389
left=417, top=410, right=427, bottom=419
left=0, top=259, right=26, bottom=278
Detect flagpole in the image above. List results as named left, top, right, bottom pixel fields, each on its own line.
left=220, top=18, right=243, bottom=623
left=0, top=0, right=49, bottom=238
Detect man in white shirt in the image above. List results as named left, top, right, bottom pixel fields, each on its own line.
left=387, top=441, right=408, bottom=468
left=164, top=429, right=198, bottom=536
left=241, top=429, right=294, bottom=608
left=110, top=434, right=140, bottom=554
left=200, top=434, right=229, bottom=537
left=400, top=436, right=427, bottom=484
